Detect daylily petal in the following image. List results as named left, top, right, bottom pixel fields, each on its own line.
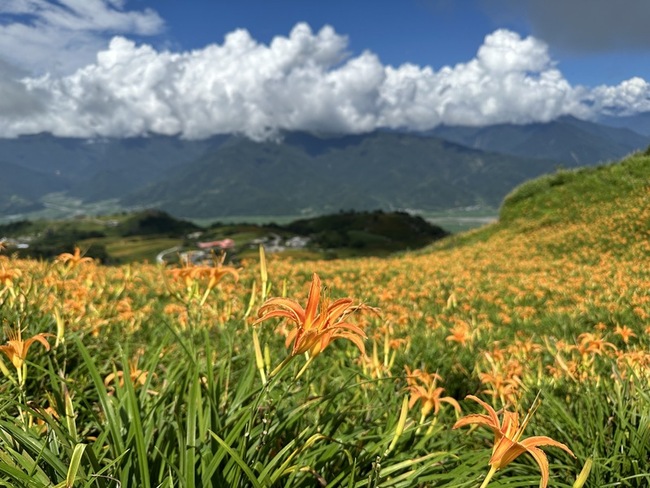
left=465, top=395, right=501, bottom=430
left=0, top=345, right=19, bottom=368
left=293, top=328, right=322, bottom=355
left=520, top=436, right=575, bottom=457
left=490, top=436, right=527, bottom=468
left=285, top=327, right=298, bottom=349
left=24, top=334, right=52, bottom=353
left=323, top=298, right=356, bottom=323
left=256, top=308, right=302, bottom=325
left=304, top=273, right=321, bottom=326
left=453, top=413, right=500, bottom=433
left=524, top=446, right=551, bottom=488
left=440, top=396, right=461, bottom=413
left=257, top=297, right=305, bottom=324
left=501, top=411, right=520, bottom=439
left=331, top=327, right=366, bottom=355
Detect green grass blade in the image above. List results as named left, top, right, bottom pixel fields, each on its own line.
left=0, top=421, right=68, bottom=478
left=120, top=350, right=151, bottom=488
left=64, top=443, right=86, bottom=488
left=208, top=431, right=262, bottom=488
left=185, top=369, right=200, bottom=488
left=74, top=338, right=126, bottom=456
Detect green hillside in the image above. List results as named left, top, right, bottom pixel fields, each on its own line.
left=1, top=150, right=650, bottom=487
left=499, top=151, right=650, bottom=225
left=434, top=149, right=650, bottom=258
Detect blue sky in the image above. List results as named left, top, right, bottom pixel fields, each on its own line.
left=143, top=0, right=650, bottom=87
left=0, top=0, right=649, bottom=139
left=147, top=1, right=501, bottom=81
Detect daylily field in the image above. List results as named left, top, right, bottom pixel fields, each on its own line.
left=0, top=154, right=649, bottom=487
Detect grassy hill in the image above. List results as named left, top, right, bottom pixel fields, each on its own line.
left=432, top=149, right=650, bottom=258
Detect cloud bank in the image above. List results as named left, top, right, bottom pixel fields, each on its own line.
left=1, top=21, right=649, bottom=140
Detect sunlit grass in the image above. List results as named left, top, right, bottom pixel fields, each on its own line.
left=104, top=236, right=182, bottom=260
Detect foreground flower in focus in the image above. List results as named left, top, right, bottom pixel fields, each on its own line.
left=255, top=273, right=371, bottom=359
left=0, top=328, right=52, bottom=385
left=453, top=395, right=574, bottom=488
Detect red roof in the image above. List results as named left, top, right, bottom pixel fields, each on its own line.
left=197, top=238, right=235, bottom=250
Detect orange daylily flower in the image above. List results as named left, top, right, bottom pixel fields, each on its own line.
left=56, top=247, right=94, bottom=267
left=446, top=321, right=471, bottom=345
left=191, top=263, right=239, bottom=291
left=479, top=370, right=523, bottom=406
left=0, top=265, right=21, bottom=288
left=167, top=261, right=197, bottom=288
left=405, top=366, right=460, bottom=421
left=575, top=332, right=616, bottom=356
left=453, top=395, right=574, bottom=488
left=0, top=328, right=53, bottom=386
left=255, top=273, right=371, bottom=359
left=0, top=329, right=52, bottom=371
left=614, top=325, right=636, bottom=344
left=104, top=356, right=151, bottom=389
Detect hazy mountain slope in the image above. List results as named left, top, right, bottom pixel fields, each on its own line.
left=432, top=116, right=648, bottom=165
left=67, top=135, right=229, bottom=201
left=0, top=160, right=68, bottom=213
left=0, top=133, right=228, bottom=201
left=1, top=117, right=647, bottom=219
left=597, top=111, right=650, bottom=137
left=122, top=132, right=559, bottom=218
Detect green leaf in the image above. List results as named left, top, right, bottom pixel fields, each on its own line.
left=208, top=431, right=262, bottom=488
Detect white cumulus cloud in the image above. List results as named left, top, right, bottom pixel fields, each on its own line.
left=1, top=21, right=649, bottom=140
left=589, top=77, right=650, bottom=116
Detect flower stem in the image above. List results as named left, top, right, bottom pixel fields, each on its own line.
left=479, top=466, right=498, bottom=488
left=269, top=355, right=293, bottom=379
left=294, top=356, right=314, bottom=380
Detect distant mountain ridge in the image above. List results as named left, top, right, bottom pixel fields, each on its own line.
left=0, top=116, right=647, bottom=218
left=596, top=112, right=650, bottom=137
left=0, top=134, right=227, bottom=213
left=121, top=131, right=560, bottom=217
left=430, top=116, right=648, bottom=165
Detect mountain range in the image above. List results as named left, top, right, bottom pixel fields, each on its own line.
left=1, top=114, right=648, bottom=219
